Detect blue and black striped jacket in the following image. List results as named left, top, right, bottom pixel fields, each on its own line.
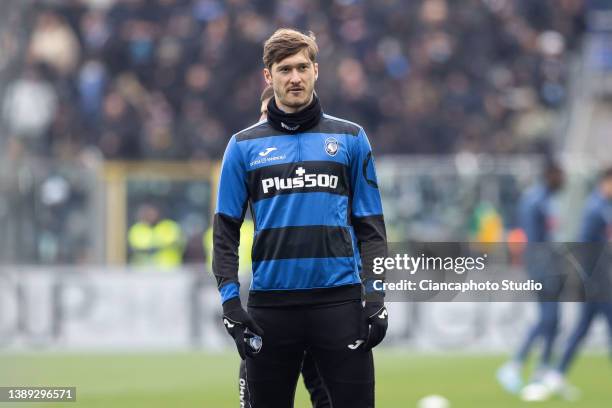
left=213, top=113, right=387, bottom=307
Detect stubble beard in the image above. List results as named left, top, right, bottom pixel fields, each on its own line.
left=277, top=89, right=313, bottom=112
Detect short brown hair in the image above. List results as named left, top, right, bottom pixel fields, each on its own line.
left=263, top=28, right=318, bottom=69
left=260, top=85, right=274, bottom=102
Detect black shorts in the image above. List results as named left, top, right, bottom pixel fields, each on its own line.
left=244, top=300, right=374, bottom=408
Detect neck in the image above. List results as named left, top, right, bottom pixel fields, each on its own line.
left=276, top=93, right=314, bottom=114
left=266, top=93, right=322, bottom=134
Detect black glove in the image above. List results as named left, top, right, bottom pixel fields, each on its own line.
left=362, top=302, right=388, bottom=351
left=222, top=297, right=264, bottom=360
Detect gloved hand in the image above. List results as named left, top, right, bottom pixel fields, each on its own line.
left=222, top=297, right=264, bottom=360
left=362, top=302, right=388, bottom=351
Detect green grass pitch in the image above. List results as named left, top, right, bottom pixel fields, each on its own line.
left=1, top=351, right=609, bottom=407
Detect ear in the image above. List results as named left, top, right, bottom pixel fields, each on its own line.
left=313, top=62, right=319, bottom=81
left=263, top=68, right=272, bottom=86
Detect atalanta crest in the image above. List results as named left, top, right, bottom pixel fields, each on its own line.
left=324, top=137, right=339, bottom=157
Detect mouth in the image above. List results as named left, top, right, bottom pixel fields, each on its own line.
left=288, top=88, right=304, bottom=94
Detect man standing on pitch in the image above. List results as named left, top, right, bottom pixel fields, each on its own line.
left=213, top=28, right=388, bottom=407
left=235, top=85, right=332, bottom=408
left=533, top=167, right=612, bottom=400
left=497, top=161, right=564, bottom=393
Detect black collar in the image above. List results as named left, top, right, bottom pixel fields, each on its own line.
left=267, top=94, right=322, bottom=134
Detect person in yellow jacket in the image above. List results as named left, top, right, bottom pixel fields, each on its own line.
left=128, top=203, right=185, bottom=268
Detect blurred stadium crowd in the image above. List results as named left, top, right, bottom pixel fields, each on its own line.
left=0, top=0, right=599, bottom=265
left=1, top=0, right=585, bottom=161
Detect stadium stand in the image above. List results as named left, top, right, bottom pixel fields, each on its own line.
left=1, top=0, right=585, bottom=160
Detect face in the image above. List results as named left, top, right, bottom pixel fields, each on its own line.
left=139, top=204, right=160, bottom=224
left=547, top=169, right=564, bottom=192
left=263, top=49, right=318, bottom=113
left=600, top=177, right=612, bottom=200
left=259, top=97, right=271, bottom=121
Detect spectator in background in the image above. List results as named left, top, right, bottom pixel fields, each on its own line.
left=97, top=89, right=140, bottom=158
left=77, top=59, right=108, bottom=124
left=128, top=202, right=185, bottom=268
left=28, top=10, right=80, bottom=77
left=2, top=66, right=58, bottom=151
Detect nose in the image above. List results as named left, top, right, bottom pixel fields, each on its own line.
left=289, top=69, right=301, bottom=84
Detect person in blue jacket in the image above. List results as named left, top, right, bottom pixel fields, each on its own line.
left=213, top=28, right=388, bottom=408
left=497, top=160, right=565, bottom=394
left=234, top=85, right=332, bottom=408
left=535, top=166, right=612, bottom=400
